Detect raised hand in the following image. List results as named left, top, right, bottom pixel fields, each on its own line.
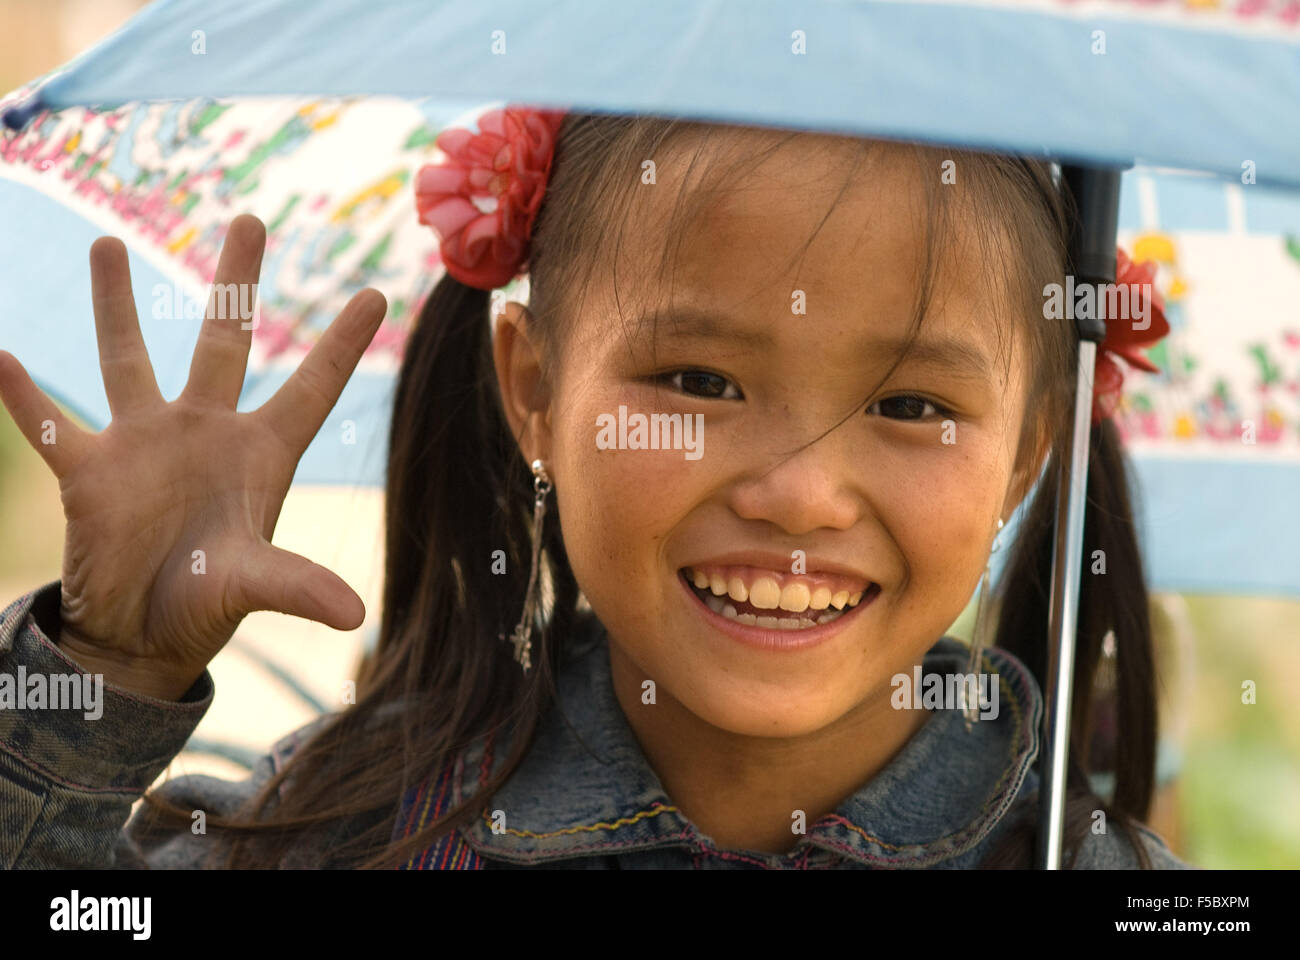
left=0, top=214, right=387, bottom=699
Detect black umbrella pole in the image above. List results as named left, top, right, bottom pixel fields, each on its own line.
left=1037, top=167, right=1121, bottom=869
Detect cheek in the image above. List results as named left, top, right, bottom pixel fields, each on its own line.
left=872, top=423, right=1013, bottom=608
left=547, top=388, right=706, bottom=599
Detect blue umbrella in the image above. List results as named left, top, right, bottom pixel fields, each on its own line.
left=6, top=0, right=1298, bottom=186
left=3, top=0, right=1298, bottom=869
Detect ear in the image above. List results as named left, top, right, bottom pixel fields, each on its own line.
left=1000, top=411, right=1052, bottom=520
left=492, top=300, right=553, bottom=469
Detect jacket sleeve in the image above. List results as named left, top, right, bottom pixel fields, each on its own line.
left=1000, top=785, right=1194, bottom=869
left=1071, top=819, right=1194, bottom=870
left=0, top=580, right=321, bottom=869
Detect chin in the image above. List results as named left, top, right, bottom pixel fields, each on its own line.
left=669, top=668, right=854, bottom=739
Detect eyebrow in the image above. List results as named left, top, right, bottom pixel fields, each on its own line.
left=641, top=307, right=995, bottom=381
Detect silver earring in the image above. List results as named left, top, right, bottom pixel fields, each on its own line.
left=504, top=459, right=552, bottom=674
left=964, top=516, right=1004, bottom=732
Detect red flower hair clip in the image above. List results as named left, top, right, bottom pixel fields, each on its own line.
left=415, top=106, right=567, bottom=290
left=1092, top=247, right=1171, bottom=423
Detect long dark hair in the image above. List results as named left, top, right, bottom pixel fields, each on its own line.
left=137, top=114, right=1160, bottom=869
left=978, top=419, right=1157, bottom=868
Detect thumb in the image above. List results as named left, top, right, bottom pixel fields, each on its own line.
left=232, top=543, right=366, bottom=631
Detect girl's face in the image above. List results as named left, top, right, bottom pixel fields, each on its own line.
left=500, top=133, right=1040, bottom=739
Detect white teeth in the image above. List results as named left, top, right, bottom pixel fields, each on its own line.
left=702, top=588, right=847, bottom=629
left=747, top=578, right=782, bottom=609
left=778, top=582, right=811, bottom=613
left=691, top=572, right=863, bottom=630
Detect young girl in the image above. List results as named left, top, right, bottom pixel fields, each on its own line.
left=0, top=107, right=1188, bottom=869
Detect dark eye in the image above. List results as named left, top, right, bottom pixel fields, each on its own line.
left=868, top=395, right=940, bottom=420
left=661, top=370, right=742, bottom=400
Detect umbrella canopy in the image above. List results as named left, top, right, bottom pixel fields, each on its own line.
left=8, top=0, right=1300, bottom=187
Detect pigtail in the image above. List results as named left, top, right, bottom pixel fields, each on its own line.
left=359, top=271, right=581, bottom=868
left=1076, top=417, right=1158, bottom=819
left=377, top=272, right=526, bottom=677
left=981, top=416, right=1158, bottom=868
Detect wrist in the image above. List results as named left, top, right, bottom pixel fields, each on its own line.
left=57, top=628, right=199, bottom=702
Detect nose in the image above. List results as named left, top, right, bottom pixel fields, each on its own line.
left=726, top=434, right=864, bottom=537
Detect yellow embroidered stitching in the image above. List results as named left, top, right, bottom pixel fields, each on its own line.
left=472, top=647, right=1028, bottom=856
left=481, top=802, right=679, bottom=839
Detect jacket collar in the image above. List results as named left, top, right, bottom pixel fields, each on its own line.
left=453, top=613, right=1041, bottom=868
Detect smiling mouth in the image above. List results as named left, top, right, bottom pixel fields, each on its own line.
left=678, top=568, right=880, bottom=630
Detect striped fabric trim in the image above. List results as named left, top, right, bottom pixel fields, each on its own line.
left=393, top=734, right=497, bottom=870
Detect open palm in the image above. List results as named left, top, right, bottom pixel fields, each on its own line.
left=0, top=214, right=387, bottom=699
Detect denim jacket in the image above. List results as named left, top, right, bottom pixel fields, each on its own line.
left=1, top=579, right=1189, bottom=869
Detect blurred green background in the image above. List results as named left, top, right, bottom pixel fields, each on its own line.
left=2, top=0, right=1297, bottom=869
